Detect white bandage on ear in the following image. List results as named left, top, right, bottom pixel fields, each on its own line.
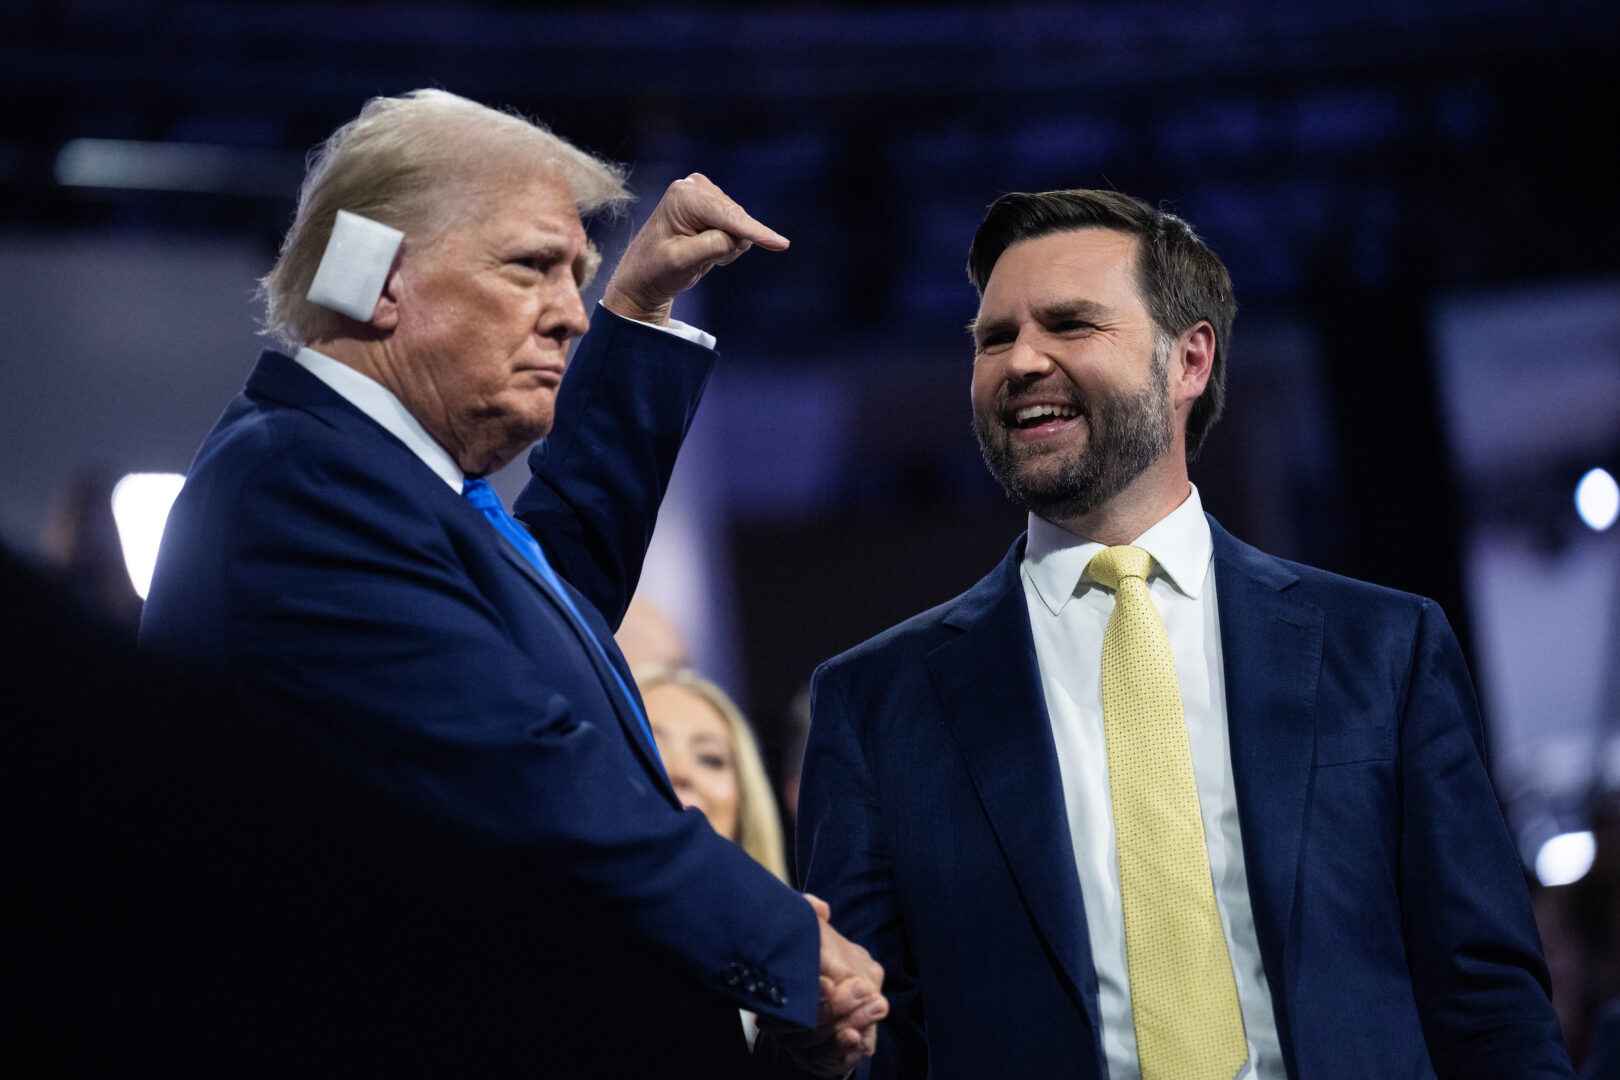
left=306, top=210, right=404, bottom=322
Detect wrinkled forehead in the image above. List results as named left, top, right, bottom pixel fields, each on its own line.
left=418, top=184, right=594, bottom=276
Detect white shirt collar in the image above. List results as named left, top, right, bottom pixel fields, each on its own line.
left=1022, top=484, right=1213, bottom=616
left=292, top=346, right=465, bottom=492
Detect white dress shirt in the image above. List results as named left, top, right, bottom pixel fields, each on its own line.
left=1021, top=485, right=1284, bottom=1080
left=291, top=304, right=714, bottom=489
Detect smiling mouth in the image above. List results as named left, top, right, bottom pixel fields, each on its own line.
left=1011, top=403, right=1079, bottom=428
left=1006, top=403, right=1087, bottom=435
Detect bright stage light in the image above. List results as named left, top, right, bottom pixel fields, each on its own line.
left=1534, top=830, right=1596, bottom=887
left=54, top=138, right=299, bottom=197
left=1575, top=467, right=1618, bottom=532
left=111, top=472, right=186, bottom=600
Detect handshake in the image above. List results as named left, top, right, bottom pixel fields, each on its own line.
left=757, top=894, right=889, bottom=1077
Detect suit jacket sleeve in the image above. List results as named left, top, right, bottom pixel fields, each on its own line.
left=513, top=309, right=710, bottom=629
left=1400, top=599, right=1572, bottom=1078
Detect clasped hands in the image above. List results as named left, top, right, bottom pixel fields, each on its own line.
left=756, top=894, right=888, bottom=1077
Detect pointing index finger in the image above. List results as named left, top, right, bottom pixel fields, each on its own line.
left=722, top=203, right=789, bottom=251
left=678, top=172, right=789, bottom=251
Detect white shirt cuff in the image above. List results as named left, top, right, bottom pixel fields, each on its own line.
left=598, top=301, right=716, bottom=351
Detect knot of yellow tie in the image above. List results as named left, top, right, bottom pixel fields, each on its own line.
left=1088, top=544, right=1154, bottom=593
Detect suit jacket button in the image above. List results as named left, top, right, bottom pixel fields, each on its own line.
left=767, top=986, right=786, bottom=1006
left=722, top=962, right=744, bottom=987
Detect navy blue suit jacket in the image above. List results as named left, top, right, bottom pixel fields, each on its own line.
left=796, top=518, right=1571, bottom=1079
left=141, top=314, right=820, bottom=1071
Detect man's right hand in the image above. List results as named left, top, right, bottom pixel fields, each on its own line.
left=760, top=894, right=887, bottom=1077
left=602, top=173, right=788, bottom=327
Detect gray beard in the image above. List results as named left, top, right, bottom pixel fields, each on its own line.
left=973, top=348, right=1173, bottom=523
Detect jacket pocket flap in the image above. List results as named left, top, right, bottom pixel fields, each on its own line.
left=1314, top=726, right=1394, bottom=766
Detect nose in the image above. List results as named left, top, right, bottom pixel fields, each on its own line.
left=539, top=280, right=591, bottom=343
left=1002, top=329, right=1055, bottom=381
left=665, top=761, right=701, bottom=814
left=662, top=749, right=690, bottom=789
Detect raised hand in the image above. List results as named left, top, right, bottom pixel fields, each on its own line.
left=602, top=173, right=789, bottom=326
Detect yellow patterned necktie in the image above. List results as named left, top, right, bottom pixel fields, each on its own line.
left=1087, top=545, right=1248, bottom=1080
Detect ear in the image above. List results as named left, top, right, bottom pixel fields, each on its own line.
left=1170, top=321, right=1215, bottom=411
left=368, top=249, right=405, bottom=331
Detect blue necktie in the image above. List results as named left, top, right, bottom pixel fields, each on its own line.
left=462, top=477, right=661, bottom=766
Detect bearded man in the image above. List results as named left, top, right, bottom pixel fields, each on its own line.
left=784, top=190, right=1572, bottom=1079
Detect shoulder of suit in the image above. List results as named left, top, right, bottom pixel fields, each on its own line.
left=817, top=592, right=964, bottom=678
left=188, top=386, right=452, bottom=524
left=816, top=537, right=1024, bottom=678
left=1211, top=520, right=1436, bottom=617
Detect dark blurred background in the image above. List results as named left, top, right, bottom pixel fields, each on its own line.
left=3, top=0, right=1618, bottom=1064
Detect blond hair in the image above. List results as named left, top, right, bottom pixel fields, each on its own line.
left=634, top=666, right=789, bottom=884
left=259, top=88, right=631, bottom=345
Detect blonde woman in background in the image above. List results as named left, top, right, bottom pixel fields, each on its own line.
left=634, top=665, right=789, bottom=886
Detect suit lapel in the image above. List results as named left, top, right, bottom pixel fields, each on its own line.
left=1209, top=518, right=1321, bottom=1004
left=248, top=351, right=678, bottom=803
left=483, top=508, right=678, bottom=805
left=927, top=543, right=1102, bottom=1036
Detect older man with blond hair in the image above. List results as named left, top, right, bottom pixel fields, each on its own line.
left=142, top=89, right=883, bottom=1077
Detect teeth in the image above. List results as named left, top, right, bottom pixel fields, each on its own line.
left=1013, top=404, right=1079, bottom=425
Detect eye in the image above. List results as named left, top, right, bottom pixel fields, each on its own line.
left=512, top=254, right=568, bottom=277
left=698, top=752, right=729, bottom=771
left=1051, top=319, right=1096, bottom=334
left=975, top=331, right=1014, bottom=353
